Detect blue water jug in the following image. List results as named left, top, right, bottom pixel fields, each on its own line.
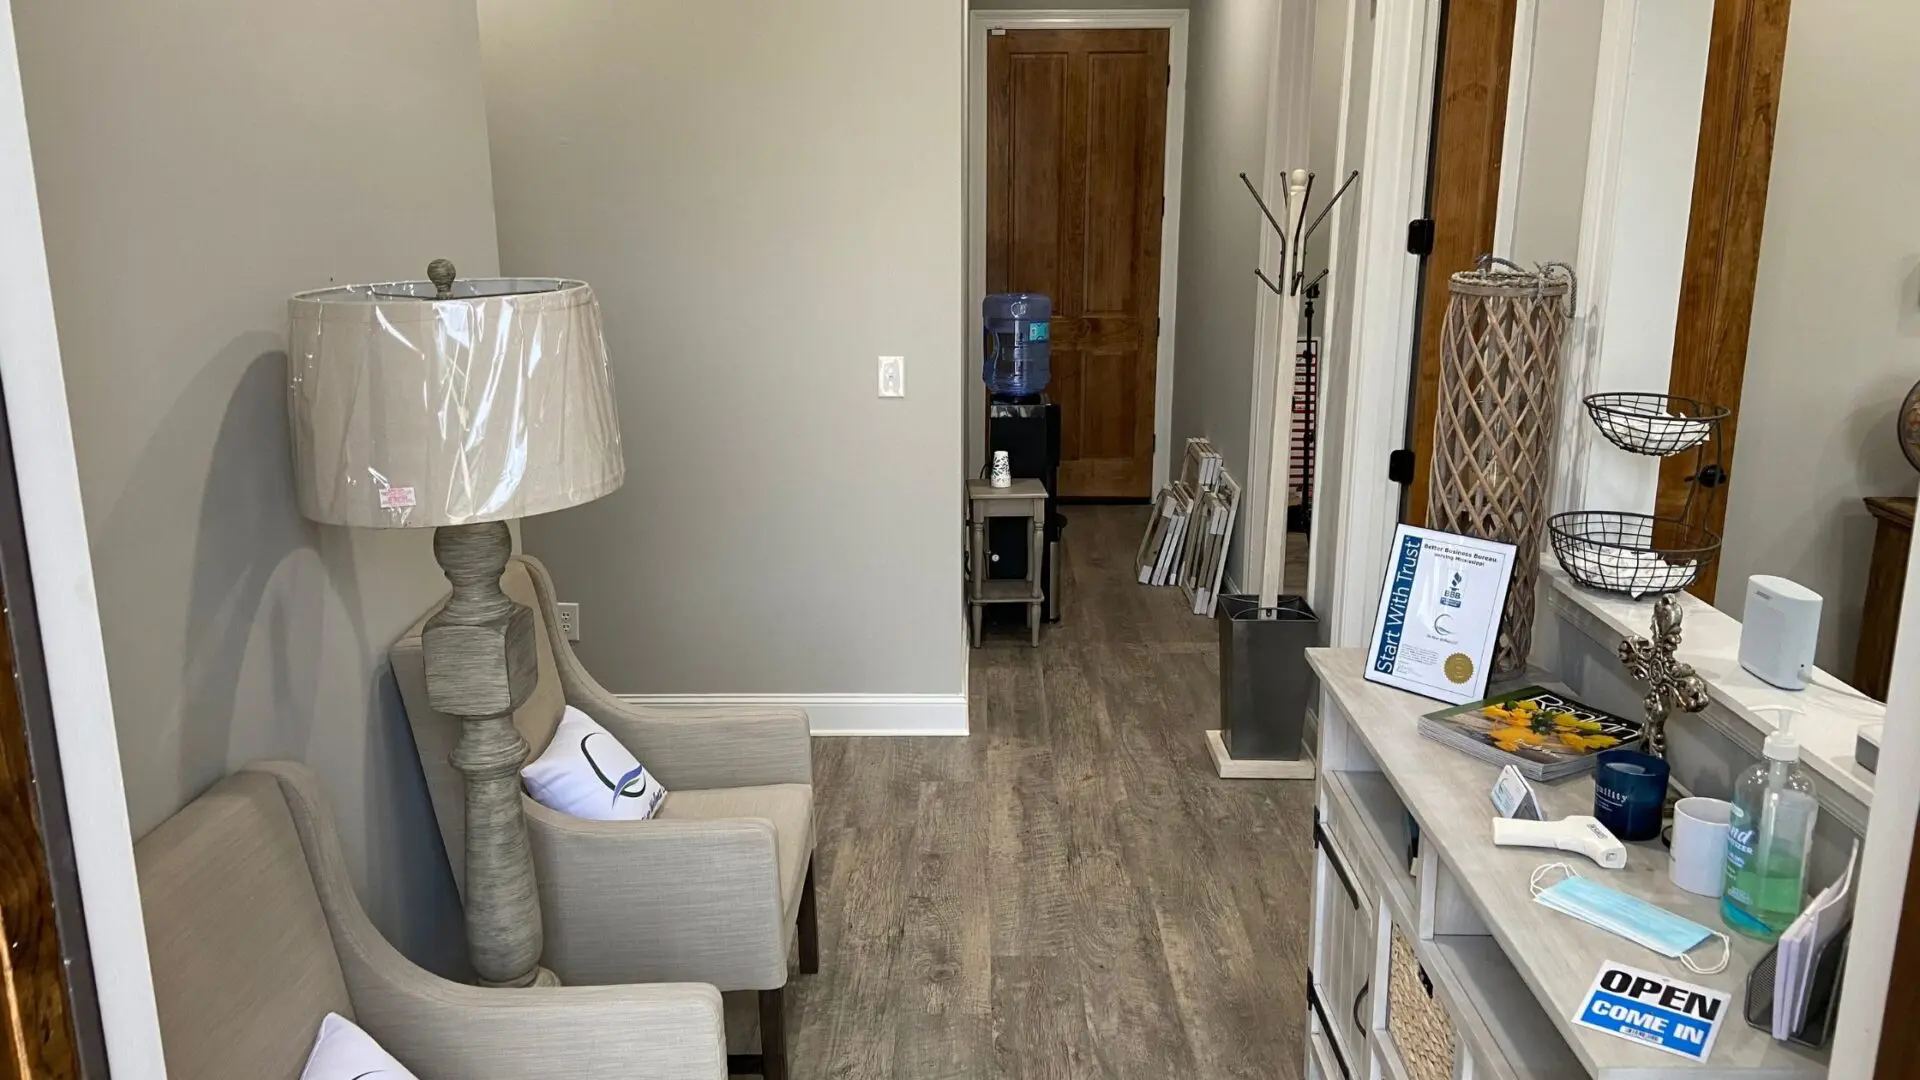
left=983, top=293, right=1052, bottom=397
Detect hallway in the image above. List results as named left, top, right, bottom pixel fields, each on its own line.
left=791, top=505, right=1316, bottom=1078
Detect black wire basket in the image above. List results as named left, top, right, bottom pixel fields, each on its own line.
left=1548, top=511, right=1721, bottom=598
left=1585, top=393, right=1730, bottom=457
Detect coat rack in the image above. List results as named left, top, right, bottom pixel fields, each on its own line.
left=1239, top=167, right=1359, bottom=609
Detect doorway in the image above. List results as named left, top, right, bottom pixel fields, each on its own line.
left=1403, top=0, right=1519, bottom=527
left=967, top=12, right=1188, bottom=500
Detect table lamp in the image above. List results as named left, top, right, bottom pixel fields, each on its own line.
left=286, top=260, right=623, bottom=988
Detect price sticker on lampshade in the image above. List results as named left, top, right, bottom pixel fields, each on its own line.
left=1365, top=525, right=1516, bottom=704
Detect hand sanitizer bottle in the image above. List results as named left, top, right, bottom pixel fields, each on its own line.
left=1721, top=707, right=1817, bottom=940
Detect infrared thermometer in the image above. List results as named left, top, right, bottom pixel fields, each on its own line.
left=1492, top=816, right=1627, bottom=869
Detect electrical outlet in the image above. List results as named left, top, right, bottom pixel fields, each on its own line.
left=556, top=602, right=581, bottom=642
left=878, top=355, right=906, bottom=398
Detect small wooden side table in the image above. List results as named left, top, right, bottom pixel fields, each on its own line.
left=1854, top=495, right=1914, bottom=699
left=967, top=478, right=1047, bottom=647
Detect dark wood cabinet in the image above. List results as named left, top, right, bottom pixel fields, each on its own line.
left=1854, top=496, right=1914, bottom=700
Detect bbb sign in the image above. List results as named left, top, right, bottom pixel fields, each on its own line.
left=1574, top=963, right=1729, bottom=1063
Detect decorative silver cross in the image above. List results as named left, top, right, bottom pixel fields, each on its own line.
left=1617, top=594, right=1710, bottom=758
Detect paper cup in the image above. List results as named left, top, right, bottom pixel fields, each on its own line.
left=1670, top=796, right=1731, bottom=897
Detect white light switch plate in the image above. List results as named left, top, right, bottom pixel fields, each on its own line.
left=878, top=356, right=905, bottom=398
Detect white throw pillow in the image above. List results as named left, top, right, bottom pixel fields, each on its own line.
left=301, top=1013, right=420, bottom=1080
left=522, top=705, right=669, bottom=820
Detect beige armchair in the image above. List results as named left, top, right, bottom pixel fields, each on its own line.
left=136, top=761, right=727, bottom=1080
left=392, top=554, right=817, bottom=1078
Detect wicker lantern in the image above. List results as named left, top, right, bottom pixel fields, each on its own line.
left=1428, top=260, right=1573, bottom=675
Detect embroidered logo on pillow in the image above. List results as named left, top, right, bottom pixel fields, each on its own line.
left=522, top=706, right=669, bottom=821
left=582, top=731, right=665, bottom=814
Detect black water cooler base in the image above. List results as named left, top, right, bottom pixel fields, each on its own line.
left=984, top=395, right=1063, bottom=624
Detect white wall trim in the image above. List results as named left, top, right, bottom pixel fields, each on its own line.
left=965, top=9, right=1190, bottom=491
left=0, top=1, right=165, bottom=1071
left=1321, top=0, right=1444, bottom=648
left=1490, top=0, right=1540, bottom=257
left=1239, top=0, right=1316, bottom=596
left=619, top=693, right=970, bottom=737
left=1303, top=0, right=1357, bottom=614
left=1832, top=480, right=1920, bottom=1073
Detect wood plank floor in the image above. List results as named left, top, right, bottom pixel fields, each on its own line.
left=788, top=505, right=1316, bottom=1079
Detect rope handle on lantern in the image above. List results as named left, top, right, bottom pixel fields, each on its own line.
left=1471, top=254, right=1578, bottom=318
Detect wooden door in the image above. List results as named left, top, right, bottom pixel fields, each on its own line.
left=1654, top=0, right=1793, bottom=602
left=0, top=389, right=96, bottom=1078
left=0, top=598, right=82, bottom=1078
left=987, top=28, right=1169, bottom=499
left=1404, top=0, right=1519, bottom=525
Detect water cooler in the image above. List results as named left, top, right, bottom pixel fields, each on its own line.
left=981, top=294, right=1064, bottom=623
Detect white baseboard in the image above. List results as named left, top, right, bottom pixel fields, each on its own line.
left=615, top=693, right=969, bottom=736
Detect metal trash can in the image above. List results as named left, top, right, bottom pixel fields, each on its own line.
left=1216, top=593, right=1323, bottom=762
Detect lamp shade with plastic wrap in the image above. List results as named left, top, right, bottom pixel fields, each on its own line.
left=287, top=276, right=625, bottom=528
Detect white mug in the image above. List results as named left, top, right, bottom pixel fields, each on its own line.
left=1670, top=797, right=1731, bottom=897
left=990, top=450, right=1013, bottom=488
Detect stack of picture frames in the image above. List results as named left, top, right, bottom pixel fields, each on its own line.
left=1134, top=438, right=1242, bottom=617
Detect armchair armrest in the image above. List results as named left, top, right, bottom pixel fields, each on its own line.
left=364, top=981, right=726, bottom=1080
left=525, top=802, right=789, bottom=990
left=569, top=695, right=813, bottom=790
left=248, top=762, right=726, bottom=1080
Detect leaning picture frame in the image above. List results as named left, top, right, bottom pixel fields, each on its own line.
left=1364, top=524, right=1517, bottom=704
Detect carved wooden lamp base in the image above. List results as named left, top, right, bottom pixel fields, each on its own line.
left=422, top=519, right=559, bottom=988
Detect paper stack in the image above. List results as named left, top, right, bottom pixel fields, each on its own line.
left=1772, top=841, right=1858, bottom=1040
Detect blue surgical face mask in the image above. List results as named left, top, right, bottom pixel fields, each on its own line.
left=1530, top=864, right=1730, bottom=975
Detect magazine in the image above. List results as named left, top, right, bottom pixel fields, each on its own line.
left=1419, top=686, right=1644, bottom=781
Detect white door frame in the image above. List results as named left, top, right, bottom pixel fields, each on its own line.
left=965, top=8, right=1190, bottom=492
left=1316, top=0, right=1445, bottom=647
left=1489, top=0, right=1540, bottom=257
left=1833, top=479, right=1920, bottom=1071
left=0, top=1, right=165, bottom=1072
left=1237, top=0, right=1315, bottom=600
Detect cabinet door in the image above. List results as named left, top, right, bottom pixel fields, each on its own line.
left=1311, top=827, right=1376, bottom=1076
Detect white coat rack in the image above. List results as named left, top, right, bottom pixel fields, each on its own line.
left=1239, top=166, right=1359, bottom=611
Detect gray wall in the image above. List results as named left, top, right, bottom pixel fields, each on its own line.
left=972, top=0, right=1189, bottom=7
left=1717, top=0, right=1920, bottom=678
left=1507, top=0, right=1601, bottom=267
left=481, top=1, right=967, bottom=698
left=1170, top=0, right=1280, bottom=588
left=13, top=0, right=501, bottom=976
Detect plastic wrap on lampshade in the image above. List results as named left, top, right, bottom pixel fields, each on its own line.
left=287, top=278, right=624, bottom=528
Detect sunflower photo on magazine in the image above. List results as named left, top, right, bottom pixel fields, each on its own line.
left=1419, top=686, right=1644, bottom=781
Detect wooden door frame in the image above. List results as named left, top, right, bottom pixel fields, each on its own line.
left=0, top=1, right=165, bottom=1072
left=1653, top=0, right=1794, bottom=603
left=1402, top=0, right=1520, bottom=527
left=965, top=8, right=1189, bottom=492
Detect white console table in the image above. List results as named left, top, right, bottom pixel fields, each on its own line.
left=1303, top=647, right=1829, bottom=1080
